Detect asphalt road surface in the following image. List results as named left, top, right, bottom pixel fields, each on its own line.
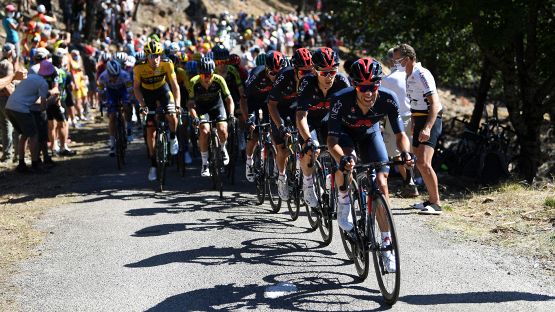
left=13, top=143, right=555, bottom=311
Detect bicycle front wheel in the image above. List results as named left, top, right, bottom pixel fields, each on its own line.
left=265, top=145, right=281, bottom=213
left=156, top=131, right=168, bottom=192
left=286, top=154, right=301, bottom=221
left=115, top=115, right=125, bottom=170
left=311, top=160, right=326, bottom=235
left=253, top=145, right=265, bottom=205
left=371, top=194, right=401, bottom=305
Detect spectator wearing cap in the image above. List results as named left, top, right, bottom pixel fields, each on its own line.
left=0, top=43, right=26, bottom=163
left=2, top=4, right=21, bottom=57
left=29, top=47, right=50, bottom=74
left=5, top=60, right=59, bottom=173
left=37, top=1, right=53, bottom=15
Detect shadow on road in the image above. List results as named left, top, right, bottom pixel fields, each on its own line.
left=400, top=291, right=555, bottom=305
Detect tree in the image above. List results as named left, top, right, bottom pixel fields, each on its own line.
left=84, top=0, right=98, bottom=41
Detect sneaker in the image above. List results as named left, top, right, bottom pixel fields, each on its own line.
left=337, top=201, right=353, bottom=232
left=109, top=147, right=115, bottom=157
left=418, top=203, right=443, bottom=215
left=400, top=184, right=419, bottom=198
left=245, top=163, right=255, bottom=182
left=411, top=200, right=431, bottom=210
left=16, top=163, right=30, bottom=173
left=59, top=149, right=77, bottom=156
left=382, top=238, right=396, bottom=273
left=170, top=138, right=179, bottom=155
left=148, top=167, right=157, bottom=181
left=221, top=147, right=229, bottom=165
left=277, top=175, right=288, bottom=200
left=303, top=183, right=318, bottom=208
left=184, top=151, right=193, bottom=164
left=201, top=164, right=210, bottom=177
left=31, top=163, right=47, bottom=174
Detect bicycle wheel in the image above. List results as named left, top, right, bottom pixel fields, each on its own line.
left=115, top=115, right=124, bottom=170
left=253, top=145, right=265, bottom=205
left=351, top=179, right=369, bottom=279
left=265, top=144, right=281, bottom=213
left=371, top=193, right=401, bottom=305
left=313, top=161, right=331, bottom=241
left=176, top=122, right=187, bottom=177
left=227, top=120, right=238, bottom=184
left=156, top=131, right=167, bottom=192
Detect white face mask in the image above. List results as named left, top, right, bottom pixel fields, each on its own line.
left=395, top=62, right=405, bottom=72
left=7, top=12, right=15, bottom=18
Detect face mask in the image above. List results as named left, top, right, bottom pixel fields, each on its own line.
left=395, top=63, right=405, bottom=72
left=7, top=12, right=15, bottom=18
left=72, top=55, right=79, bottom=61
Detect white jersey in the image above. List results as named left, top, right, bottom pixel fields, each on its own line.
left=405, top=62, right=442, bottom=114
left=381, top=69, right=410, bottom=117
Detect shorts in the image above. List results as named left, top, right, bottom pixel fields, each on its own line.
left=198, top=104, right=227, bottom=123
left=383, top=115, right=411, bottom=157
left=270, top=103, right=297, bottom=146
left=331, top=129, right=389, bottom=173
left=31, top=110, right=48, bottom=143
left=104, top=88, right=130, bottom=114
left=72, top=87, right=87, bottom=100
left=412, top=116, right=442, bottom=148
left=142, top=84, right=176, bottom=125
left=46, top=104, right=67, bottom=122
left=307, top=113, right=329, bottom=145
left=5, top=109, right=37, bottom=137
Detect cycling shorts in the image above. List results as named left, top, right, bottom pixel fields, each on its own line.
left=46, top=103, right=67, bottom=122
left=270, top=104, right=297, bottom=146
left=412, top=116, right=442, bottom=148
left=336, top=129, right=389, bottom=174
left=142, top=84, right=176, bottom=126
left=199, top=104, right=227, bottom=123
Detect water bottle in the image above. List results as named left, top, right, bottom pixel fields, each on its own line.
left=325, top=173, right=332, bottom=191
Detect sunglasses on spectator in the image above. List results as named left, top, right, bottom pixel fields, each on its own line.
left=315, top=69, right=337, bottom=77
left=215, top=60, right=228, bottom=65
left=355, top=83, right=380, bottom=93
left=200, top=73, right=213, bottom=79
left=148, top=54, right=161, bottom=59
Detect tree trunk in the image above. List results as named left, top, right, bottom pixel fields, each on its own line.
left=468, top=57, right=493, bottom=133
left=133, top=0, right=141, bottom=21
left=84, top=0, right=97, bottom=41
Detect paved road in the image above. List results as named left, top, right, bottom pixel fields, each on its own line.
left=14, top=143, right=555, bottom=311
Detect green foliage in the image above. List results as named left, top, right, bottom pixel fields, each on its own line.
left=545, top=197, right=555, bottom=208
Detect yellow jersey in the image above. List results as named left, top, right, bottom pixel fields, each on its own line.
left=133, top=57, right=176, bottom=90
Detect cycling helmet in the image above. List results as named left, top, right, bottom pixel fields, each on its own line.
left=229, top=54, right=241, bottom=66
left=265, top=51, right=285, bottom=72
left=167, top=54, right=178, bottom=65
left=125, top=56, right=136, bottom=67
left=135, top=51, right=146, bottom=61
left=212, top=45, right=230, bottom=61
left=185, top=60, right=198, bottom=75
left=312, top=47, right=339, bottom=69
left=291, top=48, right=313, bottom=68
left=114, top=51, right=128, bottom=65
left=255, top=53, right=266, bottom=66
left=169, top=42, right=180, bottom=55
left=198, top=57, right=215, bottom=74
left=144, top=41, right=163, bottom=55
left=106, top=60, right=121, bottom=76
left=178, top=52, right=189, bottom=63
left=100, top=51, right=112, bottom=63
left=205, top=51, right=214, bottom=60
left=350, top=57, right=383, bottom=84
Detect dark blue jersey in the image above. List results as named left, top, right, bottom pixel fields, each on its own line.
left=268, top=66, right=298, bottom=120
left=245, top=65, right=273, bottom=106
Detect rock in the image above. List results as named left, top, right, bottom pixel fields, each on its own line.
left=482, top=198, right=494, bottom=204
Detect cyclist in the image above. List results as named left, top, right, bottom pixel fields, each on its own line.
left=97, top=60, right=133, bottom=157
left=187, top=57, right=235, bottom=177
left=268, top=48, right=314, bottom=200
left=212, top=45, right=246, bottom=118
left=242, top=51, right=284, bottom=183
left=327, top=58, right=413, bottom=272
left=134, top=41, right=181, bottom=181
left=296, top=47, right=350, bottom=208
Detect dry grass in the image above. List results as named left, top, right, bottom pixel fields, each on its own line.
left=428, top=182, right=555, bottom=274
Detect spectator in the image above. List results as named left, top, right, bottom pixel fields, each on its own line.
left=0, top=43, right=23, bottom=164
left=31, top=4, right=57, bottom=25
left=394, top=44, right=443, bottom=215
left=2, top=4, right=20, bottom=57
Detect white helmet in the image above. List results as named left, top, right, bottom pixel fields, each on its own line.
left=135, top=51, right=145, bottom=61
left=114, top=51, right=128, bottom=65
left=106, top=60, right=121, bottom=76
left=100, top=51, right=112, bottom=62
left=169, top=42, right=180, bottom=55
left=125, top=56, right=136, bottom=67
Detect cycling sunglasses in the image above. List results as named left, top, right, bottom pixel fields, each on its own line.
left=355, top=83, right=380, bottom=93
left=200, top=73, right=213, bottom=79
left=315, top=69, right=337, bottom=77
left=148, top=54, right=161, bottom=59
left=297, top=67, right=314, bottom=76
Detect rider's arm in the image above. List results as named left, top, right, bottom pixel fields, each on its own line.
left=296, top=110, right=311, bottom=141
left=327, top=95, right=346, bottom=163
left=187, top=99, right=198, bottom=119
left=296, top=76, right=312, bottom=141
left=216, top=75, right=233, bottom=115
left=168, top=73, right=181, bottom=109
left=224, top=95, right=234, bottom=117
left=240, top=95, right=250, bottom=122
left=133, top=78, right=145, bottom=108
left=267, top=99, right=282, bottom=127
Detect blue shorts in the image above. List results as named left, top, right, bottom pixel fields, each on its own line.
left=104, top=88, right=130, bottom=114
left=338, top=129, right=389, bottom=173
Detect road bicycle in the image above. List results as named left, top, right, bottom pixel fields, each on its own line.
left=284, top=118, right=305, bottom=221
left=113, top=101, right=127, bottom=170
left=226, top=116, right=239, bottom=185
left=146, top=108, right=171, bottom=192
left=252, top=122, right=281, bottom=211
left=339, top=158, right=410, bottom=305
left=199, top=119, right=226, bottom=199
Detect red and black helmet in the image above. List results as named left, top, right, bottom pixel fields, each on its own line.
left=312, top=47, right=339, bottom=69
left=349, top=57, right=383, bottom=84
left=291, top=48, right=313, bottom=68
left=265, top=51, right=285, bottom=72
left=229, top=53, right=241, bottom=66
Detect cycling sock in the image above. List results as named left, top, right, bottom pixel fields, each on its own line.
left=150, top=156, right=156, bottom=167
left=246, top=156, right=253, bottom=166
left=201, top=152, right=209, bottom=165
left=338, top=190, right=349, bottom=203
left=303, top=174, right=313, bottom=186
left=381, top=232, right=391, bottom=241
left=170, top=132, right=176, bottom=140
left=279, top=170, right=286, bottom=176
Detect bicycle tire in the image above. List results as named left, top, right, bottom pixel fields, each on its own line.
left=351, top=178, right=370, bottom=280
left=265, top=144, right=281, bottom=213
left=254, top=145, right=265, bottom=205
left=176, top=120, right=188, bottom=177
left=286, top=153, right=301, bottom=221
left=227, top=120, right=238, bottom=185
left=157, top=130, right=167, bottom=192
left=313, top=160, right=331, bottom=241
left=338, top=179, right=359, bottom=262
left=115, top=114, right=125, bottom=170
left=371, top=193, right=401, bottom=305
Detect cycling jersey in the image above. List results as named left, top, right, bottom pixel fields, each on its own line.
left=97, top=71, right=133, bottom=113
left=268, top=66, right=298, bottom=119
left=221, top=65, right=243, bottom=104
left=405, top=62, right=442, bottom=116
left=297, top=73, right=350, bottom=129
left=188, top=73, right=231, bottom=113
left=328, top=87, right=404, bottom=139
left=133, top=57, right=176, bottom=90
left=245, top=65, right=273, bottom=110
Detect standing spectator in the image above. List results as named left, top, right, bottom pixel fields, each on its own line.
left=31, top=4, right=57, bottom=25
left=2, top=4, right=21, bottom=57
left=0, top=43, right=23, bottom=163
left=381, top=48, right=418, bottom=197
left=5, top=60, right=57, bottom=173
left=394, top=44, right=443, bottom=214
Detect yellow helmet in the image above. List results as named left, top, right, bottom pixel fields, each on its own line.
left=144, top=41, right=163, bottom=55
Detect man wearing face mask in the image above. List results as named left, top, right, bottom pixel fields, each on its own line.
left=381, top=48, right=419, bottom=198
left=2, top=4, right=21, bottom=57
